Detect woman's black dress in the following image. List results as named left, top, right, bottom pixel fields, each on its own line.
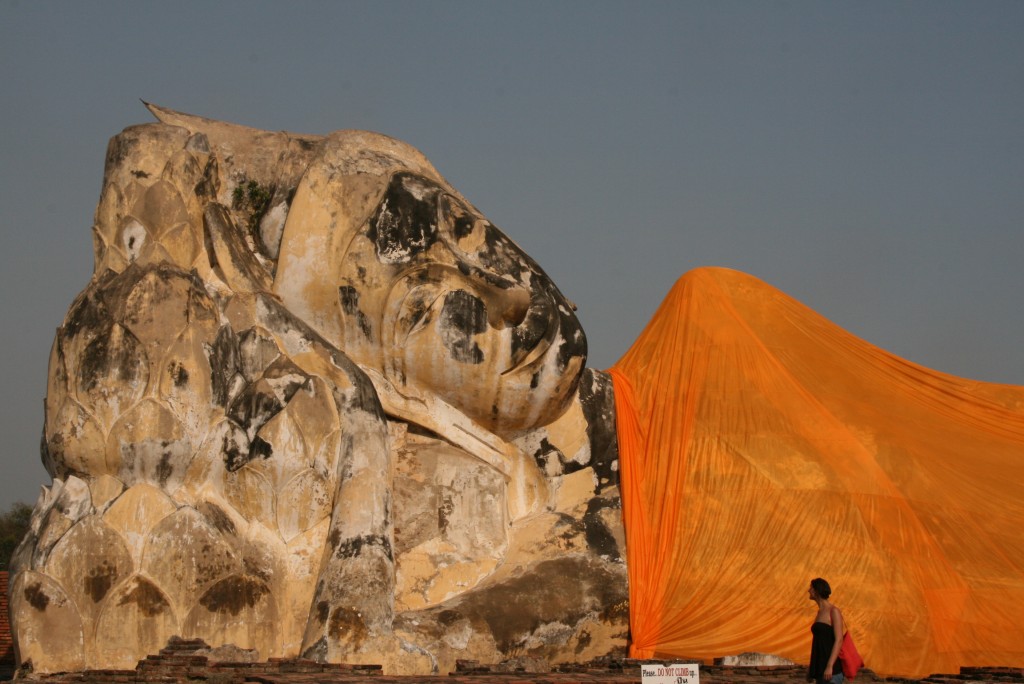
left=808, top=621, right=842, bottom=683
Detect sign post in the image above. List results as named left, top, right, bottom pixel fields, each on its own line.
left=641, top=662, right=701, bottom=684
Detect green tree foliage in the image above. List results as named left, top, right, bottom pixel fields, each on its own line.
left=0, top=502, right=32, bottom=571
left=231, top=178, right=273, bottom=237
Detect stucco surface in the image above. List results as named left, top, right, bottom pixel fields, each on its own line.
left=12, top=106, right=626, bottom=675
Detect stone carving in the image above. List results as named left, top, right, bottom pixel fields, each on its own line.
left=10, top=105, right=625, bottom=674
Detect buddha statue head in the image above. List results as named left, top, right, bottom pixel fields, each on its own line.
left=273, top=130, right=587, bottom=438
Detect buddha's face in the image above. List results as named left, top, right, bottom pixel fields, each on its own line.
left=336, top=172, right=586, bottom=436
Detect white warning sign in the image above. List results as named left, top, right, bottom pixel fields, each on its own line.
left=641, top=662, right=701, bottom=684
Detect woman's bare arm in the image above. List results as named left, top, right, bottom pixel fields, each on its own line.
left=824, top=607, right=845, bottom=679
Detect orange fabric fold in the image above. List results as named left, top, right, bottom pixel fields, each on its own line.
left=609, top=267, right=1024, bottom=677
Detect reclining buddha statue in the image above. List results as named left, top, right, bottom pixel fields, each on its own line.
left=10, top=105, right=625, bottom=674
left=12, top=105, right=1024, bottom=678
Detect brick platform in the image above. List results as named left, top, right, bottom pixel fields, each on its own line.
left=7, top=637, right=1022, bottom=684
left=0, top=571, right=15, bottom=682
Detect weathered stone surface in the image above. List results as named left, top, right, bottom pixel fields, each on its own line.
left=13, top=104, right=625, bottom=674
left=715, top=652, right=797, bottom=667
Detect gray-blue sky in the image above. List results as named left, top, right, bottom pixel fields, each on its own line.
left=2, top=1, right=1022, bottom=508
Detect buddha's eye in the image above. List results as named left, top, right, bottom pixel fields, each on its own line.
left=439, top=195, right=486, bottom=247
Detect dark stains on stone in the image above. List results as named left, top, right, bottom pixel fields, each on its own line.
left=155, top=450, right=175, bottom=486
left=253, top=293, right=386, bottom=422
left=583, top=497, right=622, bottom=562
left=168, top=360, right=189, bottom=387
left=439, top=290, right=486, bottom=364
left=471, top=224, right=529, bottom=285
left=338, top=285, right=373, bottom=341
left=194, top=155, right=220, bottom=201
left=255, top=293, right=314, bottom=341
left=221, top=426, right=250, bottom=472
left=575, top=628, right=593, bottom=654
left=316, top=600, right=330, bottom=624
left=186, top=132, right=211, bottom=154
left=383, top=494, right=393, bottom=530
left=78, top=325, right=145, bottom=392
left=301, top=636, right=328, bottom=663
left=62, top=286, right=110, bottom=350
left=437, top=609, right=463, bottom=627
left=336, top=436, right=355, bottom=484
left=554, top=513, right=586, bottom=542
left=542, top=438, right=567, bottom=468
left=327, top=606, right=368, bottom=649
left=250, top=435, right=273, bottom=460
left=42, top=337, right=61, bottom=392
left=403, top=294, right=432, bottom=335
left=238, top=327, right=282, bottom=383
left=118, top=577, right=170, bottom=618
left=532, top=438, right=567, bottom=476
left=103, top=131, right=140, bottom=171
left=40, top=426, right=57, bottom=479
left=192, top=542, right=236, bottom=587
left=119, top=440, right=184, bottom=486
left=261, top=355, right=310, bottom=402
left=333, top=533, right=394, bottom=563
left=555, top=325, right=587, bottom=374
left=443, top=557, right=628, bottom=656
left=578, top=369, right=620, bottom=494
left=396, top=288, right=433, bottom=340
left=243, top=317, right=385, bottom=423
left=428, top=190, right=591, bottom=378
left=459, top=263, right=523, bottom=293
left=438, top=494, right=455, bottom=533
left=130, top=169, right=150, bottom=179
left=24, top=582, right=49, bottom=611
left=440, top=194, right=477, bottom=241
left=366, top=172, right=440, bottom=264
left=510, top=295, right=550, bottom=363
left=332, top=373, right=386, bottom=424
left=202, top=209, right=222, bottom=271
left=44, top=435, right=68, bottom=482
left=600, top=599, right=630, bottom=623
left=226, top=357, right=313, bottom=460
left=198, top=575, right=268, bottom=616
left=199, top=501, right=237, bottom=536
left=208, top=326, right=240, bottom=408
left=243, top=555, right=272, bottom=583
left=406, top=422, right=443, bottom=441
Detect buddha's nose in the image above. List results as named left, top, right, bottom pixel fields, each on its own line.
left=492, top=286, right=531, bottom=328
left=506, top=290, right=555, bottom=371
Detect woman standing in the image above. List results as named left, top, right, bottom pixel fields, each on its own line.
left=807, top=578, right=845, bottom=684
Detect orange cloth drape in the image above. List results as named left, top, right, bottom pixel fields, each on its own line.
left=609, top=267, right=1024, bottom=677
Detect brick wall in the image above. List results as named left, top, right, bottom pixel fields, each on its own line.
left=0, top=570, right=13, bottom=666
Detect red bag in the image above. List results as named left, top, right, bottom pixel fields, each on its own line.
left=839, top=631, right=864, bottom=679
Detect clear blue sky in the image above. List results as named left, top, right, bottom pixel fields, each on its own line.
left=2, top=1, right=1022, bottom=508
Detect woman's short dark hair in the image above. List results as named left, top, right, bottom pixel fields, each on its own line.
left=811, top=578, right=832, bottom=599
